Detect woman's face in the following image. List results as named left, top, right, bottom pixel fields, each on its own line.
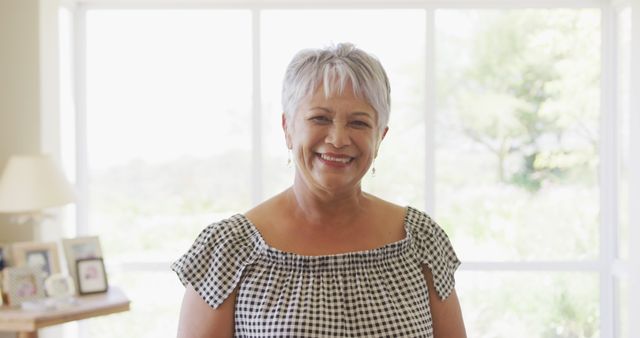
left=284, top=85, right=388, bottom=194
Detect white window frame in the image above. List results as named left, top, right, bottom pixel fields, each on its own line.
left=58, top=1, right=639, bottom=337
left=627, top=1, right=640, bottom=337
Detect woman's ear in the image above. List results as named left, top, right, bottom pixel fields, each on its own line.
left=282, top=113, right=292, bottom=149
left=374, top=126, right=389, bottom=158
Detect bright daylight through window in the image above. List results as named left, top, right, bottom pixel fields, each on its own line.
left=436, top=10, right=601, bottom=337
left=57, top=4, right=635, bottom=338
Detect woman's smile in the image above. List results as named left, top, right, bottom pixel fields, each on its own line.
left=316, top=152, right=354, bottom=167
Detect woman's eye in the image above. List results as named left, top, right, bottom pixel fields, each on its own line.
left=351, top=120, right=371, bottom=128
left=310, top=116, right=331, bottom=123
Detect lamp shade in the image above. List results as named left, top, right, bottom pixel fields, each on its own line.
left=0, top=154, right=76, bottom=213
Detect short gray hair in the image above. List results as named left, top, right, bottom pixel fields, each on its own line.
left=281, top=43, right=391, bottom=131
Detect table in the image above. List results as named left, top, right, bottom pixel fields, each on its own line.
left=0, top=287, right=130, bottom=338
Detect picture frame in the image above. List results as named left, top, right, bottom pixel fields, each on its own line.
left=62, top=236, right=103, bottom=294
left=0, top=242, right=12, bottom=270
left=76, top=258, right=108, bottom=295
left=45, top=273, right=75, bottom=298
left=12, top=241, right=61, bottom=280
left=3, top=266, right=46, bottom=306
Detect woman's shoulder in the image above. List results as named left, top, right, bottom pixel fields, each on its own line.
left=178, top=214, right=261, bottom=263
left=171, top=213, right=264, bottom=308
left=401, top=206, right=461, bottom=301
left=400, top=205, right=439, bottom=233
left=363, top=198, right=440, bottom=239
left=243, top=192, right=287, bottom=230
left=365, top=193, right=406, bottom=217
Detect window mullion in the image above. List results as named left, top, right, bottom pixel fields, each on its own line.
left=628, top=1, right=640, bottom=335
left=74, top=4, right=90, bottom=237
left=461, top=261, right=601, bottom=271
left=73, top=7, right=92, bottom=338
left=251, top=8, right=263, bottom=205
left=600, top=4, right=618, bottom=338
left=425, top=8, right=436, bottom=215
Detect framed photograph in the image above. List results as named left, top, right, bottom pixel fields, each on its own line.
left=12, top=241, right=61, bottom=280
left=45, top=273, right=75, bottom=298
left=3, top=266, right=46, bottom=306
left=76, top=258, right=108, bottom=295
left=0, top=243, right=12, bottom=270
left=62, top=236, right=103, bottom=293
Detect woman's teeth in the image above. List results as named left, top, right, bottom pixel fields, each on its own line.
left=319, top=154, right=352, bottom=163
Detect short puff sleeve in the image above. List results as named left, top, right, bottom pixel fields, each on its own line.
left=171, top=215, right=262, bottom=308
left=407, top=207, right=461, bottom=301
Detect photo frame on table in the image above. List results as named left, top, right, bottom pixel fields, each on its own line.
left=45, top=273, right=75, bottom=298
left=12, top=241, right=61, bottom=280
left=3, top=266, right=46, bottom=306
left=0, top=243, right=12, bottom=270
left=62, top=236, right=103, bottom=293
left=76, top=258, right=108, bottom=295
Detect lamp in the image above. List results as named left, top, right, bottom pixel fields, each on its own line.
left=0, top=154, right=76, bottom=223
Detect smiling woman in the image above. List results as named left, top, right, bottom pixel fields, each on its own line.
left=57, top=4, right=638, bottom=338
left=286, top=85, right=385, bottom=195
left=172, top=43, right=466, bottom=337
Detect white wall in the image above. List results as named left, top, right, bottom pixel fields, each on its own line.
left=0, top=0, right=42, bottom=243
left=0, top=0, right=60, bottom=336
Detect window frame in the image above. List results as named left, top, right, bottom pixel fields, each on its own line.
left=58, top=1, right=638, bottom=337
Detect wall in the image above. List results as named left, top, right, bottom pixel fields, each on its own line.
left=0, top=0, right=42, bottom=241
left=0, top=0, right=60, bottom=337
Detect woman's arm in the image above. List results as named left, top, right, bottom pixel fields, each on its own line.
left=422, top=266, right=467, bottom=338
left=177, top=284, right=236, bottom=338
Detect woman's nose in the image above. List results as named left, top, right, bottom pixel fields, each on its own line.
left=325, top=125, right=351, bottom=148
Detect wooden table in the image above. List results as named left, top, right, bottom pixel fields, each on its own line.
left=0, top=287, right=130, bottom=338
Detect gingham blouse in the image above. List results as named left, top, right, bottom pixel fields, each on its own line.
left=172, top=206, right=460, bottom=337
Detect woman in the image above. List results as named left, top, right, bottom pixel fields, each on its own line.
left=172, top=43, right=466, bottom=337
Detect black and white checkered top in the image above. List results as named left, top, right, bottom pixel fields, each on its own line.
left=171, top=206, right=460, bottom=337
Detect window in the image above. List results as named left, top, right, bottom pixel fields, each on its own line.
left=84, top=9, right=253, bottom=260
left=58, top=2, right=637, bottom=338
left=436, top=9, right=601, bottom=336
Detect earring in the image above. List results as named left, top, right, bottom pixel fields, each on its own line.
left=371, top=159, right=376, bottom=177
left=287, top=149, right=292, bottom=167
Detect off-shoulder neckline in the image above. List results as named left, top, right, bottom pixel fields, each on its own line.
left=234, top=206, right=419, bottom=260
